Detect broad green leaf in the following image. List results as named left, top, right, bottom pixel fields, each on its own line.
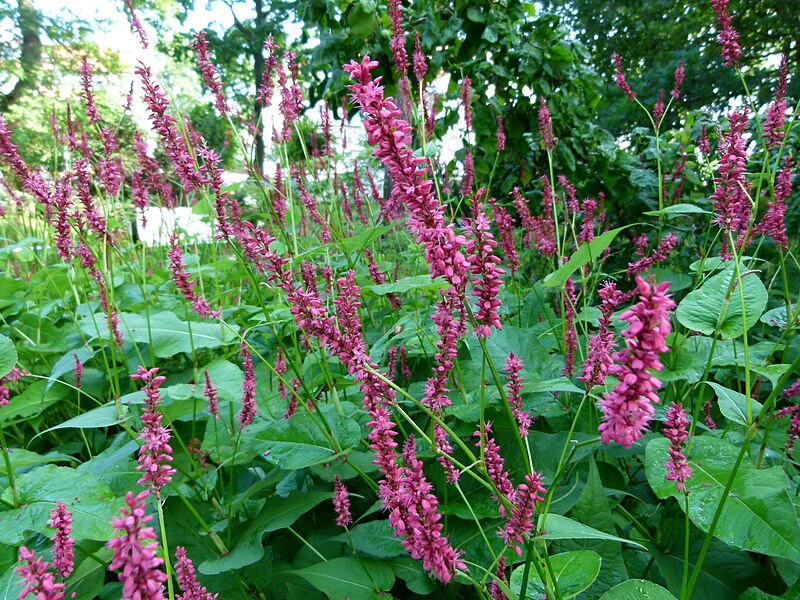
left=510, top=550, right=601, bottom=599
left=387, top=558, right=435, bottom=595
left=0, top=333, right=17, bottom=379
left=705, top=382, right=763, bottom=426
left=41, top=403, right=130, bottom=433
left=676, top=265, right=767, bottom=338
left=564, top=457, right=628, bottom=596
left=79, top=311, right=238, bottom=357
left=760, top=305, right=797, bottom=329
left=543, top=227, right=627, bottom=288
left=345, top=520, right=405, bottom=558
left=645, top=436, right=800, bottom=562
left=336, top=224, right=393, bottom=254
left=538, top=514, right=646, bottom=550
left=0, top=465, right=117, bottom=544
left=291, top=557, right=395, bottom=600
left=0, top=448, right=75, bottom=474
left=0, top=379, right=70, bottom=426
left=643, top=203, right=711, bottom=217
left=199, top=491, right=330, bottom=574
left=257, top=412, right=361, bottom=469
left=368, top=274, right=447, bottom=295
left=599, top=580, right=677, bottom=599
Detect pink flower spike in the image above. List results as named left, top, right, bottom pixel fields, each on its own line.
left=710, top=0, right=742, bottom=67
left=123, top=0, right=149, bottom=49
left=505, top=353, right=532, bottom=437
left=671, top=61, right=685, bottom=100
left=174, top=547, right=217, bottom=600
left=238, top=343, right=257, bottom=429
left=664, top=402, right=692, bottom=492
left=613, top=53, right=636, bottom=101
left=131, top=366, right=175, bottom=494
left=333, top=475, right=352, bottom=527
left=598, top=278, right=675, bottom=447
left=203, top=370, right=220, bottom=420
left=192, top=31, right=229, bottom=117
left=49, top=501, right=75, bottom=578
left=107, top=491, right=167, bottom=600
left=538, top=97, right=554, bottom=150
left=16, top=547, right=65, bottom=600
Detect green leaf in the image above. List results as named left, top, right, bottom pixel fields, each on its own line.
left=645, top=436, right=800, bottom=562
left=510, top=550, right=601, bottom=598
left=760, top=305, right=797, bottom=329
left=368, top=274, right=447, bottom=295
left=291, top=557, right=395, bottom=600
left=676, top=265, right=768, bottom=338
left=705, top=382, right=763, bottom=426
left=0, top=334, right=17, bottom=379
left=40, top=403, right=130, bottom=433
left=0, top=465, right=117, bottom=544
left=258, top=412, right=361, bottom=469
left=0, top=449, right=75, bottom=475
left=336, top=224, right=393, bottom=254
left=538, top=514, right=646, bottom=550
left=0, top=379, right=70, bottom=426
left=199, top=491, right=330, bottom=574
left=79, top=311, right=238, bottom=358
left=643, top=203, right=711, bottom=217
left=345, top=520, right=405, bottom=558
left=387, top=558, right=435, bottom=595
left=543, top=227, right=628, bottom=288
left=599, top=580, right=677, bottom=599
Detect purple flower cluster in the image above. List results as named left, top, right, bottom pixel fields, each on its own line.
left=15, top=547, right=65, bottom=600
left=388, top=0, right=408, bottom=74
left=613, top=53, right=636, bottom=101
left=107, top=491, right=167, bottom=600
left=80, top=56, right=100, bottom=124
left=763, top=55, right=789, bottom=150
left=711, top=109, right=751, bottom=258
left=627, top=232, right=679, bottom=275
left=710, top=0, right=742, bottom=67
left=168, top=235, right=218, bottom=319
left=580, top=281, right=623, bottom=390
left=49, top=501, right=75, bottom=578
left=663, top=402, right=692, bottom=492
left=757, top=155, right=792, bottom=248
left=192, top=32, right=229, bottom=117
left=599, top=278, right=675, bottom=448
left=174, top=547, right=217, bottom=600
left=123, top=0, right=149, bottom=49
left=238, top=343, right=257, bottom=430
left=344, top=56, right=470, bottom=289
left=131, top=366, right=175, bottom=494
left=333, top=475, right=352, bottom=527
left=466, top=199, right=504, bottom=338
left=505, top=353, right=532, bottom=437
left=539, top=97, right=555, bottom=150
left=203, top=370, right=220, bottom=420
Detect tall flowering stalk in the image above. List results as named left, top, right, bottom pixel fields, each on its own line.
left=763, top=54, right=789, bottom=150
left=466, top=198, right=504, bottom=338
left=107, top=491, right=167, bottom=600
left=15, top=547, right=65, bottom=600
left=131, top=367, right=175, bottom=495
left=663, top=402, right=692, bottom=492
left=599, top=278, right=675, bottom=447
left=49, top=501, right=75, bottom=579
left=711, top=109, right=751, bottom=258
left=344, top=56, right=470, bottom=289
left=174, top=547, right=217, bottom=600
left=333, top=475, right=352, bottom=527
left=504, top=353, right=531, bottom=437
left=238, top=343, right=257, bottom=430
left=580, top=281, right=623, bottom=390
left=192, top=31, right=229, bottom=117
left=757, top=155, right=792, bottom=247
left=710, top=0, right=742, bottom=67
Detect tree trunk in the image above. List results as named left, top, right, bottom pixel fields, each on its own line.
left=0, top=0, right=43, bottom=111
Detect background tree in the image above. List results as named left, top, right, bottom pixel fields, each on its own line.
left=543, top=0, right=800, bottom=132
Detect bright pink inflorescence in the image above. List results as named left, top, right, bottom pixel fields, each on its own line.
left=538, top=97, right=554, bottom=150
left=107, top=491, right=167, bottom=600
left=344, top=56, right=470, bottom=289
left=333, top=475, right=352, bottom=527
left=663, top=402, right=692, bottom=492
left=192, top=31, right=229, bottom=117
left=710, top=0, right=742, bottom=67
left=168, top=234, right=218, bottom=319
left=763, top=54, right=789, bottom=150
left=580, top=281, right=623, bottom=390
left=130, top=366, right=175, bottom=494
left=238, top=343, right=257, bottom=429
left=49, top=501, right=75, bottom=579
left=203, top=370, right=220, bottom=420
left=174, top=547, right=217, bottom=600
left=466, top=197, right=504, bottom=338
left=504, top=353, right=532, bottom=437
left=16, top=547, right=65, bottom=600
left=599, top=278, right=675, bottom=447
left=613, top=53, right=636, bottom=101
left=756, top=155, right=792, bottom=248
left=711, top=108, right=751, bottom=259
